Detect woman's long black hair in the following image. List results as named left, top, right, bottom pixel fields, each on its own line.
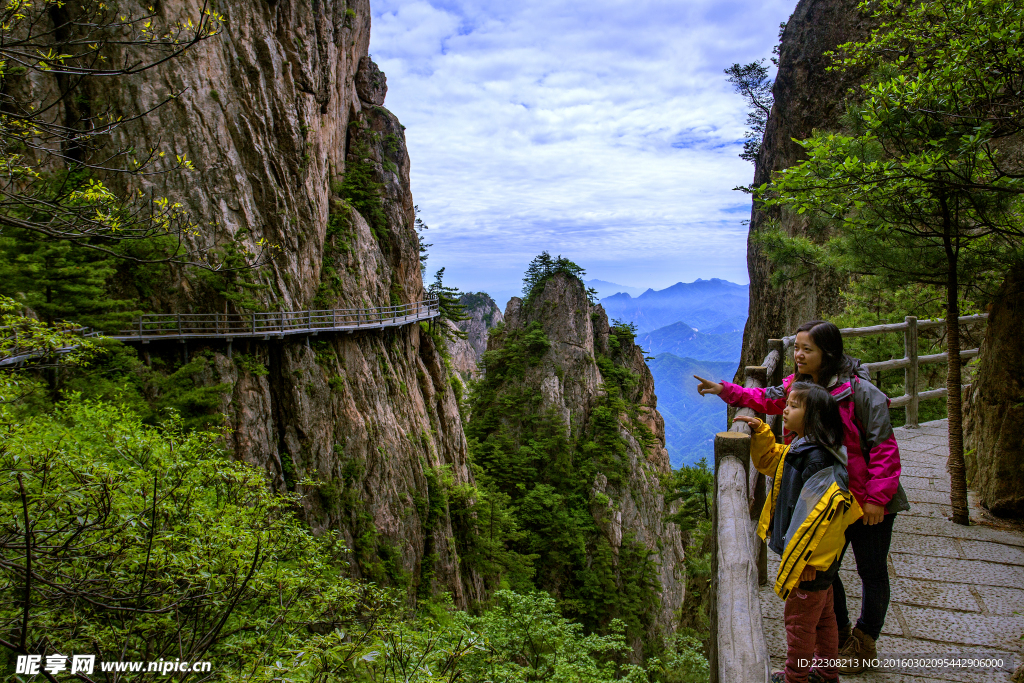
left=794, top=320, right=856, bottom=387
left=788, top=382, right=845, bottom=450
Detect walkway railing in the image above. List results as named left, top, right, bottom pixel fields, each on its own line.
left=0, top=299, right=440, bottom=367
left=113, top=298, right=440, bottom=342
left=710, top=313, right=988, bottom=682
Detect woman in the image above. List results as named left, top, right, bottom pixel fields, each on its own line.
left=694, top=320, right=909, bottom=674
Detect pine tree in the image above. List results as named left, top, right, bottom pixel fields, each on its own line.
left=0, top=228, right=137, bottom=330
left=427, top=267, right=468, bottom=341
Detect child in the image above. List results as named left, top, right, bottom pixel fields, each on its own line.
left=735, top=382, right=862, bottom=683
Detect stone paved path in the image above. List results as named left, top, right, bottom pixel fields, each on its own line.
left=760, top=420, right=1024, bottom=683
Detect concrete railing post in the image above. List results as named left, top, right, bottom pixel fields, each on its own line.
left=905, top=315, right=919, bottom=428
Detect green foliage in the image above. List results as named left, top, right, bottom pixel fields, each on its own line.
left=830, top=275, right=989, bottom=427
left=664, top=462, right=714, bottom=646
left=0, top=295, right=97, bottom=367
left=460, top=291, right=498, bottom=327
left=193, top=234, right=272, bottom=312
left=665, top=459, right=713, bottom=533
left=0, top=395, right=392, bottom=681
left=0, top=3, right=235, bottom=275
left=54, top=344, right=231, bottom=432
left=756, top=0, right=1024, bottom=305
left=340, top=137, right=389, bottom=242
left=0, top=225, right=139, bottom=330
left=314, top=202, right=355, bottom=309
left=455, top=591, right=651, bottom=682
left=147, top=351, right=232, bottom=431
left=522, top=252, right=597, bottom=304
left=234, top=352, right=270, bottom=376
left=415, top=204, right=432, bottom=272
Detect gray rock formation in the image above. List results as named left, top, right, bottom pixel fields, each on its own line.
left=738, top=0, right=874, bottom=374
left=448, top=292, right=504, bottom=381
left=67, top=0, right=480, bottom=604
left=964, top=265, right=1024, bottom=517
left=495, top=273, right=685, bottom=643
left=355, top=55, right=388, bottom=105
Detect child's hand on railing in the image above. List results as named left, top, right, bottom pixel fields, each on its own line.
left=694, top=375, right=724, bottom=396
left=732, top=415, right=763, bottom=430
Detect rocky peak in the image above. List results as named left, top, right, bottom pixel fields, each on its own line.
left=449, top=292, right=504, bottom=381
left=488, top=272, right=684, bottom=645
left=964, top=264, right=1024, bottom=517
left=740, top=0, right=875, bottom=372
left=355, top=55, right=388, bottom=105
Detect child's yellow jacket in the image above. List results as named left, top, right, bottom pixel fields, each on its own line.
left=749, top=422, right=863, bottom=599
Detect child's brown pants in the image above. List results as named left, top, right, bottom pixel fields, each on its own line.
left=784, top=584, right=839, bottom=682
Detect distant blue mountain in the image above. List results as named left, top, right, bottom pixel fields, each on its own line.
left=600, top=278, right=749, bottom=333
left=701, top=316, right=747, bottom=335
left=647, top=354, right=738, bottom=467
left=584, top=279, right=645, bottom=299
left=638, top=321, right=743, bottom=363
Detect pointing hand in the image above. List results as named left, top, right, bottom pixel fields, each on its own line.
left=694, top=375, right=723, bottom=397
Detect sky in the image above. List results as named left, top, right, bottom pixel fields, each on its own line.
left=369, top=0, right=796, bottom=300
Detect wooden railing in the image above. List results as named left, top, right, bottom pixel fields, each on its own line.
left=708, top=340, right=780, bottom=683
left=710, top=313, right=988, bottom=682
left=112, top=298, right=440, bottom=342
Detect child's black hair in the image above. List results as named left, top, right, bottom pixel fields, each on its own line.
left=788, top=381, right=845, bottom=450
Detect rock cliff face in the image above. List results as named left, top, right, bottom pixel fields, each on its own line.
left=449, top=292, right=504, bottom=381
left=739, top=0, right=873, bottom=373
left=83, top=1, right=480, bottom=603
left=964, top=265, right=1024, bottom=517
left=492, top=273, right=685, bottom=642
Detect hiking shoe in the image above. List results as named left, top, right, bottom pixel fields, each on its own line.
left=809, top=668, right=839, bottom=683
left=770, top=672, right=787, bottom=683
left=837, top=622, right=853, bottom=650
left=838, top=627, right=877, bottom=674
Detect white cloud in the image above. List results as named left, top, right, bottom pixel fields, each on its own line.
left=370, top=0, right=795, bottom=293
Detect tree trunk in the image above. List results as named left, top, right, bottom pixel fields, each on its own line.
left=943, top=219, right=970, bottom=525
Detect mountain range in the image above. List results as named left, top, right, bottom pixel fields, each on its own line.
left=646, top=355, right=738, bottom=467
left=599, top=278, right=749, bottom=333
left=594, top=278, right=748, bottom=467
left=637, top=320, right=744, bottom=363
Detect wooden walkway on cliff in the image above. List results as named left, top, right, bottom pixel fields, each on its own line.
left=0, top=298, right=441, bottom=366
left=710, top=314, right=1024, bottom=683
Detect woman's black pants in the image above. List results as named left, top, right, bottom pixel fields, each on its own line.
left=833, top=513, right=897, bottom=640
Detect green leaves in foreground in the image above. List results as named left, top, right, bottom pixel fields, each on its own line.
left=0, top=398, right=388, bottom=682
